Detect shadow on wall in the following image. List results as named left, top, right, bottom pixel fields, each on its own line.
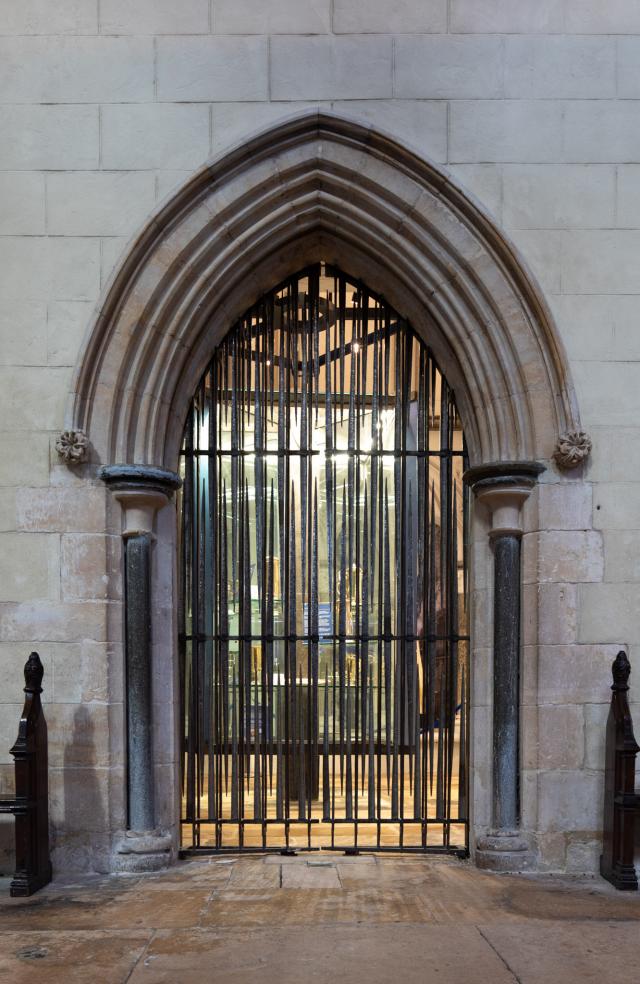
left=56, top=705, right=108, bottom=873
left=0, top=762, right=14, bottom=876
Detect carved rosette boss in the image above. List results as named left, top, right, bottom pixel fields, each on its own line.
left=552, top=430, right=592, bottom=470
left=55, top=429, right=89, bottom=466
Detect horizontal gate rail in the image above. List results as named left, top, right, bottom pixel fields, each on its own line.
left=0, top=652, right=51, bottom=897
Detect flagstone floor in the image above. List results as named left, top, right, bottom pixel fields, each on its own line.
left=1, top=854, right=640, bottom=983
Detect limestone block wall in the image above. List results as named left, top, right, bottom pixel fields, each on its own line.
left=0, top=1, right=639, bottom=874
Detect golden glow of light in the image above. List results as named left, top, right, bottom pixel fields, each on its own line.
left=360, top=434, right=372, bottom=453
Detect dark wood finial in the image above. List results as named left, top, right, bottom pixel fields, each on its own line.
left=611, top=650, right=631, bottom=692
left=24, top=652, right=43, bottom=695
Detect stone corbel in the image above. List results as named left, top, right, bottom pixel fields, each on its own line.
left=100, top=465, right=182, bottom=537
left=112, top=487, right=170, bottom=539
left=472, top=475, right=539, bottom=541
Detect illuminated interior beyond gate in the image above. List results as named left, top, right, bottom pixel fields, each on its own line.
left=179, top=263, right=469, bottom=853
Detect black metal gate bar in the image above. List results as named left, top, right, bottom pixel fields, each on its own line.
left=178, top=263, right=469, bottom=854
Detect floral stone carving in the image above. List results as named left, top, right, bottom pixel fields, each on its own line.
left=552, top=430, right=592, bottom=470
left=55, top=429, right=89, bottom=465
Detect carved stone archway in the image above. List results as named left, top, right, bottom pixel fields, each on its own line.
left=70, top=111, right=579, bottom=469
left=65, top=112, right=585, bottom=872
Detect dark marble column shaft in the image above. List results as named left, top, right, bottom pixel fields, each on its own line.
left=125, top=533, right=153, bottom=831
left=492, top=532, right=521, bottom=831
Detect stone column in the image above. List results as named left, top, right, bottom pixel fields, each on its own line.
left=464, top=461, right=544, bottom=871
left=100, top=464, right=181, bottom=871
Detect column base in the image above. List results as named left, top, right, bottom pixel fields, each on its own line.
left=476, top=831, right=535, bottom=873
left=112, top=830, right=173, bottom=873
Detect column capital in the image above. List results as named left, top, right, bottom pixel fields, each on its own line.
left=464, top=460, right=545, bottom=538
left=99, top=464, right=182, bottom=537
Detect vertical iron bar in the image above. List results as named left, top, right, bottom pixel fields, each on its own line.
left=311, top=480, right=319, bottom=820
left=231, top=670, right=239, bottom=820
left=276, top=680, right=284, bottom=821
left=361, top=485, right=369, bottom=790
left=298, top=670, right=306, bottom=819
left=231, top=336, right=239, bottom=605
left=458, top=666, right=467, bottom=821
left=300, top=290, right=308, bottom=607
left=254, top=670, right=262, bottom=820
left=323, top=674, right=330, bottom=821
left=289, top=482, right=297, bottom=810
left=383, top=481, right=392, bottom=792
left=220, top=483, right=229, bottom=794
left=428, top=485, right=436, bottom=796
left=338, top=483, right=347, bottom=791
left=267, top=482, right=275, bottom=794
left=345, top=668, right=353, bottom=820
left=368, top=671, right=375, bottom=820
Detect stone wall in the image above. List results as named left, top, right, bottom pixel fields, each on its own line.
left=1, top=1, right=638, bottom=874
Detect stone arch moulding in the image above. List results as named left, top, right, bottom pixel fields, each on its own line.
left=67, top=110, right=582, bottom=472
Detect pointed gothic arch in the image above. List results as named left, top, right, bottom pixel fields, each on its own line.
left=68, top=111, right=580, bottom=474
left=66, top=111, right=588, bottom=873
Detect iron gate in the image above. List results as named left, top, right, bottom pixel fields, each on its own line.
left=179, top=263, right=469, bottom=854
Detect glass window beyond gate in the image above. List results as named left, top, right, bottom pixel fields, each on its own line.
left=179, top=263, right=469, bottom=853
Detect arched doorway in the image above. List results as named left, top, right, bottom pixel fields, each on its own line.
left=64, top=112, right=587, bottom=873
left=179, top=263, right=469, bottom=854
